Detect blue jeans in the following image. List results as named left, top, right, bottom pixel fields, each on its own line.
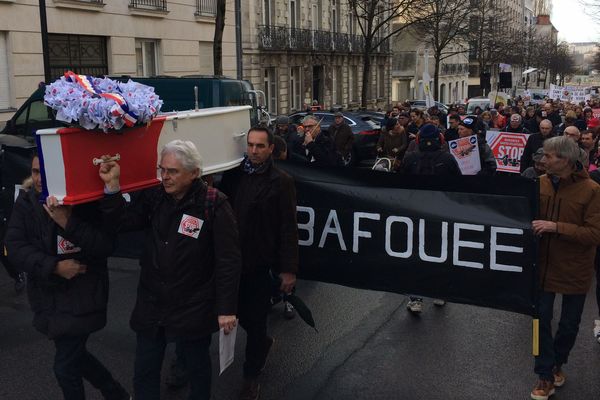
left=134, top=330, right=212, bottom=400
left=534, top=291, right=586, bottom=381
left=53, top=334, right=125, bottom=400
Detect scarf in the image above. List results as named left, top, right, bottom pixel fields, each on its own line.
left=242, top=155, right=271, bottom=175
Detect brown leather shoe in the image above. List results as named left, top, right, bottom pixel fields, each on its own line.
left=239, top=379, right=260, bottom=400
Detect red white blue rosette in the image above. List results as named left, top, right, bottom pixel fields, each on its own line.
left=44, top=71, right=163, bottom=132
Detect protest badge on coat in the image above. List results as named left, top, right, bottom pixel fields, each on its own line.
left=448, top=135, right=481, bottom=175
left=178, top=214, right=203, bottom=239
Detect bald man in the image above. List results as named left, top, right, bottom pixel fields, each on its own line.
left=521, top=119, right=556, bottom=173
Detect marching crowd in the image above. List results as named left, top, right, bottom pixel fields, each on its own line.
left=2, top=93, right=600, bottom=400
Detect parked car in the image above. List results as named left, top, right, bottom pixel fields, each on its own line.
left=288, top=111, right=381, bottom=165
left=466, top=97, right=491, bottom=114
left=407, top=100, right=449, bottom=113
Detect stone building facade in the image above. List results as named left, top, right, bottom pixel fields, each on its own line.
left=0, top=0, right=237, bottom=123
left=241, top=0, right=391, bottom=114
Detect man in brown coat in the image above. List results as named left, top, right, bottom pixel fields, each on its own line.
left=530, top=136, right=600, bottom=400
left=329, top=112, right=354, bottom=165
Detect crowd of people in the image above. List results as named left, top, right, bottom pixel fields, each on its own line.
left=3, top=92, right=600, bottom=400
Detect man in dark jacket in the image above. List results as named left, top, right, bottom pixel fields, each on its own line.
left=274, top=115, right=303, bottom=159
left=402, top=124, right=461, bottom=176
left=98, top=140, right=242, bottom=400
left=520, top=119, right=555, bottom=172
left=543, top=102, right=562, bottom=128
left=329, top=112, right=354, bottom=165
left=220, top=126, right=299, bottom=400
left=292, top=115, right=340, bottom=166
left=5, top=152, right=130, bottom=400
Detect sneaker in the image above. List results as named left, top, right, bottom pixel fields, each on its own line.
left=239, top=378, right=260, bottom=400
left=433, top=299, right=446, bottom=306
left=165, top=357, right=188, bottom=389
left=406, top=299, right=423, bottom=314
left=283, top=301, right=296, bottom=319
left=552, top=367, right=566, bottom=388
left=594, top=320, right=600, bottom=344
left=530, top=379, right=555, bottom=400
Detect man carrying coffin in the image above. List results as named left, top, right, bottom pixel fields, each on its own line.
left=220, top=126, right=299, bottom=400
left=98, top=140, right=242, bottom=400
left=5, top=150, right=130, bottom=400
left=530, top=136, right=600, bottom=400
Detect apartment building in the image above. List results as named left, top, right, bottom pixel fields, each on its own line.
left=240, top=0, right=391, bottom=114
left=0, top=0, right=237, bottom=123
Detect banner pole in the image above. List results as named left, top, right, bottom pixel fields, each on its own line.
left=532, top=318, right=539, bottom=356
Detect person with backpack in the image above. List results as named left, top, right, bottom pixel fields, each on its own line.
left=220, top=126, right=299, bottom=400
left=97, top=140, right=242, bottom=400
left=401, top=124, right=460, bottom=314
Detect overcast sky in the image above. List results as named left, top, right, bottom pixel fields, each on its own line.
left=552, top=0, right=598, bottom=43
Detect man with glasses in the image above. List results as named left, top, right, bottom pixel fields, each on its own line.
left=97, top=140, right=242, bottom=400
left=292, top=115, right=339, bottom=166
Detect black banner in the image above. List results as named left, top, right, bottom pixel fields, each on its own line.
left=278, top=162, right=538, bottom=316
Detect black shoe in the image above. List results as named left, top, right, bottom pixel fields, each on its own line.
left=239, top=379, right=260, bottom=400
left=165, top=357, right=188, bottom=389
left=14, top=272, right=26, bottom=294
left=283, top=301, right=296, bottom=319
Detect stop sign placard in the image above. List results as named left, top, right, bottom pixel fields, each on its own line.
left=485, top=131, right=530, bottom=173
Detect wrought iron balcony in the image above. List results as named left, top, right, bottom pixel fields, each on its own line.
left=129, top=0, right=167, bottom=11
left=196, top=0, right=216, bottom=16
left=258, top=25, right=370, bottom=55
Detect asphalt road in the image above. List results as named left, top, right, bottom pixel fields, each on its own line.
left=1, top=257, right=599, bottom=400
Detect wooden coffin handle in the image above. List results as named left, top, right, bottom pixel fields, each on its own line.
left=92, top=154, right=121, bottom=166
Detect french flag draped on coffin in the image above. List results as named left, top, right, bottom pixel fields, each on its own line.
left=37, top=72, right=251, bottom=205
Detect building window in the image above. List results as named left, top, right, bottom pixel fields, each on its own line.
left=48, top=34, right=108, bottom=79
left=310, top=1, right=322, bottom=30
left=332, top=67, right=343, bottom=104
left=331, top=0, right=339, bottom=32
left=263, top=67, right=277, bottom=114
left=129, top=0, right=168, bottom=11
left=290, top=67, right=302, bottom=112
left=263, top=0, right=273, bottom=25
left=0, top=32, right=10, bottom=110
left=196, top=0, right=217, bottom=16
left=135, top=39, right=160, bottom=77
left=377, top=64, right=385, bottom=99
left=351, top=66, right=359, bottom=102
left=289, top=0, right=299, bottom=29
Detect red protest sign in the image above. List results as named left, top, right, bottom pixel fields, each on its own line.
left=486, top=131, right=530, bottom=173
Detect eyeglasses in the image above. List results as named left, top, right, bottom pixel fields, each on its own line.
left=304, top=124, right=317, bottom=129
left=157, top=165, right=180, bottom=176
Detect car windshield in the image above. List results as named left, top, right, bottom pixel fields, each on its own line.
left=467, top=101, right=489, bottom=113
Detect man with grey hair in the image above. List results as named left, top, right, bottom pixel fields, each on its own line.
left=504, top=113, right=530, bottom=134
left=291, top=115, right=339, bottom=166
left=98, top=140, right=242, bottom=400
left=521, top=119, right=555, bottom=172
left=530, top=136, right=600, bottom=400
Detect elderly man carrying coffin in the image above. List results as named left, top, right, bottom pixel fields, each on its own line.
left=98, top=140, right=242, bottom=400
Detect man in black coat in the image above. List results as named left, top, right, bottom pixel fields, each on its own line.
left=99, top=140, right=242, bottom=400
left=292, top=115, right=340, bottom=166
left=402, top=124, right=461, bottom=176
left=520, top=119, right=555, bottom=172
left=329, top=112, right=354, bottom=165
left=220, top=126, right=299, bottom=400
left=5, top=152, right=130, bottom=400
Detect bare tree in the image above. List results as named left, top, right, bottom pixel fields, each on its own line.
left=349, top=0, right=431, bottom=108
left=213, top=0, right=226, bottom=75
left=411, top=0, right=471, bottom=100
left=551, top=42, right=577, bottom=86
left=467, top=0, right=513, bottom=91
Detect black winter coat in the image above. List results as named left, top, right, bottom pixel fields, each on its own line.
left=5, top=189, right=119, bottom=339
left=520, top=132, right=555, bottom=172
left=292, top=132, right=340, bottom=166
left=220, top=159, right=299, bottom=276
left=109, top=180, right=241, bottom=339
left=402, top=149, right=461, bottom=175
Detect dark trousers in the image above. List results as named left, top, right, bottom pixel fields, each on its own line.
left=596, top=261, right=600, bottom=317
left=53, top=334, right=124, bottom=400
left=134, top=330, right=211, bottom=400
left=238, top=272, right=272, bottom=378
left=534, top=291, right=586, bottom=381
left=1, top=253, right=19, bottom=281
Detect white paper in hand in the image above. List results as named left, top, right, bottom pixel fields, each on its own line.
left=219, top=322, right=238, bottom=375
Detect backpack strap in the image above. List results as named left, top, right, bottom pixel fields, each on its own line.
left=204, top=187, right=218, bottom=223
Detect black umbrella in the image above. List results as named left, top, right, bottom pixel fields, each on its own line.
left=271, top=273, right=317, bottom=332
